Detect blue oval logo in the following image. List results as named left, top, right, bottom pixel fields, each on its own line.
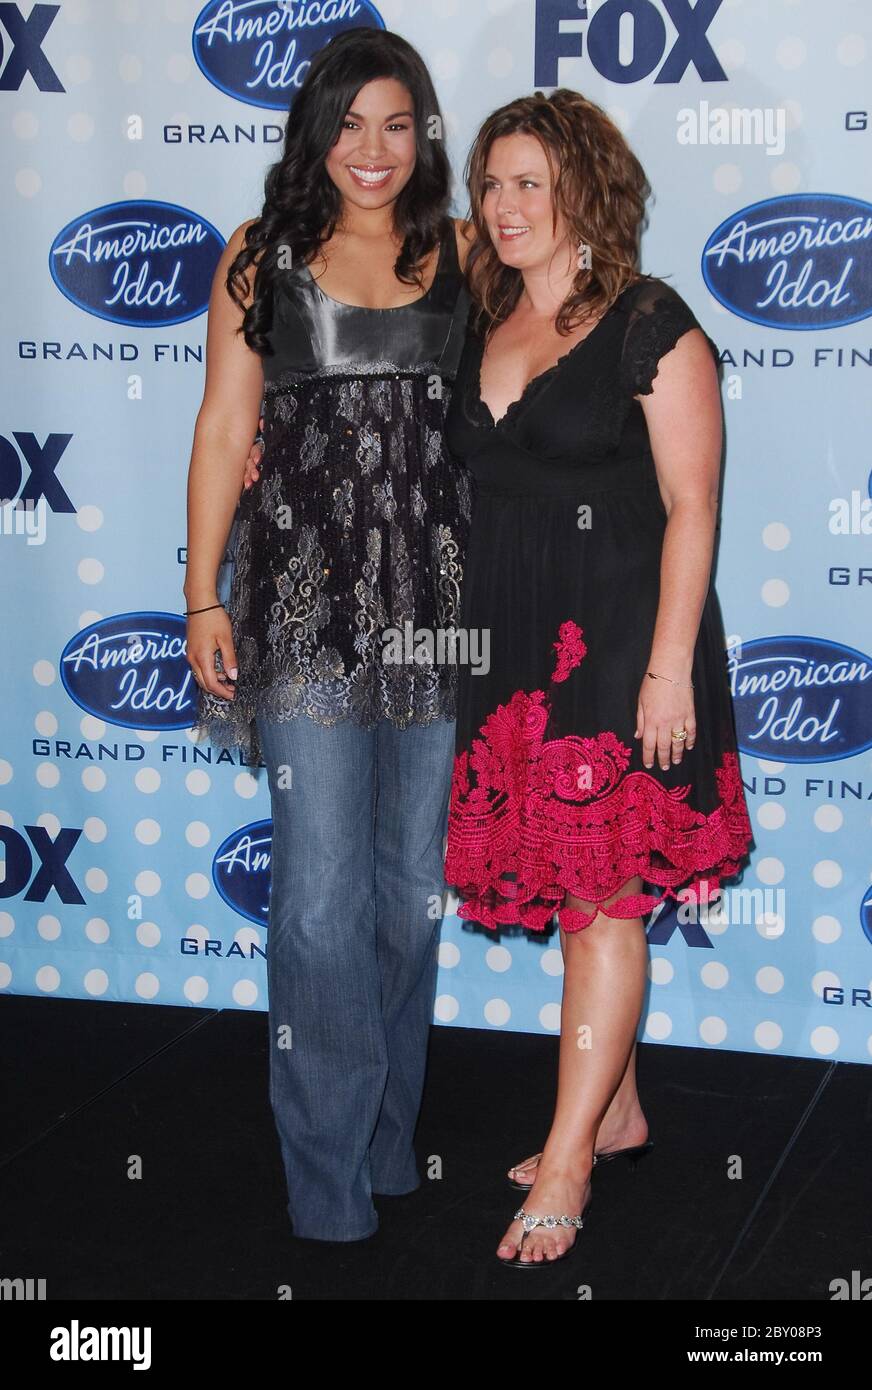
left=213, top=820, right=273, bottom=924
left=702, top=193, right=872, bottom=329
left=861, top=886, right=872, bottom=948
left=192, top=0, right=386, bottom=110
left=730, top=636, right=872, bottom=763
left=60, top=612, right=195, bottom=731
left=49, top=200, right=225, bottom=327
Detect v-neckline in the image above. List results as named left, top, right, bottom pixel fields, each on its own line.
left=471, top=286, right=631, bottom=430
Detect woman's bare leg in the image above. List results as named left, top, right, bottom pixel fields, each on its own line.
left=507, top=1038, right=649, bottom=1184
left=506, top=1045, right=648, bottom=1184
left=497, top=876, right=648, bottom=1263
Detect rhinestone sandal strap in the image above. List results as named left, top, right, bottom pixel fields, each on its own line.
left=514, top=1207, right=585, bottom=1232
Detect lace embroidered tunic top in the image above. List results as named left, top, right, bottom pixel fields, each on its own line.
left=195, top=230, right=472, bottom=763
left=441, top=276, right=754, bottom=933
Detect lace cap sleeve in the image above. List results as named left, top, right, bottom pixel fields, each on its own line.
left=619, top=278, right=719, bottom=397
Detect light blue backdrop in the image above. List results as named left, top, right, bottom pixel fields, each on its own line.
left=2, top=0, right=870, bottom=1064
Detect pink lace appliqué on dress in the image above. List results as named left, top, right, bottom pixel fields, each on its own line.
left=445, top=620, right=752, bottom=932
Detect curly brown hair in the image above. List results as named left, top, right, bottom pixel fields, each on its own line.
left=464, top=88, right=651, bottom=338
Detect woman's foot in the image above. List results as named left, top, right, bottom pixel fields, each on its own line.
left=507, top=1105, right=649, bottom=1187
left=497, top=1162, right=592, bottom=1264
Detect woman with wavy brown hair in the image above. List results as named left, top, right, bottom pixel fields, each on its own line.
left=443, top=89, right=753, bottom=1267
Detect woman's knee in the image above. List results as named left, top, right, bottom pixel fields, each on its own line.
left=560, top=877, right=645, bottom=940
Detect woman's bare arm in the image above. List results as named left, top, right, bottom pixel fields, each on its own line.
left=184, top=219, right=264, bottom=698
left=635, top=328, right=722, bottom=769
left=184, top=219, right=264, bottom=607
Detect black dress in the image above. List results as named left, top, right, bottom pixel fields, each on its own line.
left=195, top=228, right=472, bottom=763
left=442, top=276, right=754, bottom=933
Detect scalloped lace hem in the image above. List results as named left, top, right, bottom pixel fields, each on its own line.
left=194, top=676, right=457, bottom=762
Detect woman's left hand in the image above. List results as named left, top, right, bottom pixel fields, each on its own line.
left=635, top=674, right=696, bottom=771
left=242, top=414, right=265, bottom=491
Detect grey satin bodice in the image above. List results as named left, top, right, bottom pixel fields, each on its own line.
left=263, top=230, right=470, bottom=379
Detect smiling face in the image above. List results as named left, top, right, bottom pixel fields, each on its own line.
left=324, top=76, right=418, bottom=212
left=480, top=131, right=571, bottom=272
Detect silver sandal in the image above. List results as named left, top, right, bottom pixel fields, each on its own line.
left=509, top=1140, right=655, bottom=1191
left=498, top=1195, right=593, bottom=1269
left=509, top=1152, right=600, bottom=1192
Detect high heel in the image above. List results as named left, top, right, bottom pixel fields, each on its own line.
left=594, top=1139, right=654, bottom=1168
left=508, top=1139, right=653, bottom=1191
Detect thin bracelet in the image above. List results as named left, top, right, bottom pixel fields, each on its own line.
left=647, top=669, right=694, bottom=689
left=185, top=602, right=225, bottom=616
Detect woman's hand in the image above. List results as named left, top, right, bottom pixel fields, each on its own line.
left=242, top=414, right=265, bottom=490
left=186, top=606, right=238, bottom=701
left=635, top=673, right=696, bottom=771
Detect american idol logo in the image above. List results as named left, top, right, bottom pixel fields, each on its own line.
left=192, top=0, right=385, bottom=110
left=702, top=194, right=872, bottom=330
left=862, top=887, right=872, bottom=949
left=731, top=637, right=872, bottom=763
left=60, top=613, right=195, bottom=731
left=213, top=820, right=272, bottom=923
left=49, top=201, right=225, bottom=327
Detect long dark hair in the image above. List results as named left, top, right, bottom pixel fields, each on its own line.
left=465, top=88, right=650, bottom=338
left=228, top=28, right=452, bottom=355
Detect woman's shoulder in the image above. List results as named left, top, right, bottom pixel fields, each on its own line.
left=237, top=216, right=259, bottom=238
left=617, top=275, right=719, bottom=393
left=225, top=217, right=259, bottom=259
left=619, top=274, right=699, bottom=322
left=216, top=218, right=266, bottom=311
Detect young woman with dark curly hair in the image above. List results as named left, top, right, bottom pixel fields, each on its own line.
left=184, top=29, right=473, bottom=1243
left=442, top=89, right=754, bottom=1267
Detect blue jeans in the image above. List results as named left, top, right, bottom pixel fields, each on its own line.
left=255, top=712, right=455, bottom=1241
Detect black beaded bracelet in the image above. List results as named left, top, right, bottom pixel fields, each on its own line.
left=185, top=602, right=225, bottom=616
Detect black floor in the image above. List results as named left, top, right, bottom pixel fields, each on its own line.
left=2, top=995, right=869, bottom=1302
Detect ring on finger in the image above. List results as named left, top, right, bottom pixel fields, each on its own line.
left=671, top=728, right=688, bottom=741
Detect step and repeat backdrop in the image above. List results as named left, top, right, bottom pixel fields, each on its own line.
left=1, top=0, right=870, bottom=1062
